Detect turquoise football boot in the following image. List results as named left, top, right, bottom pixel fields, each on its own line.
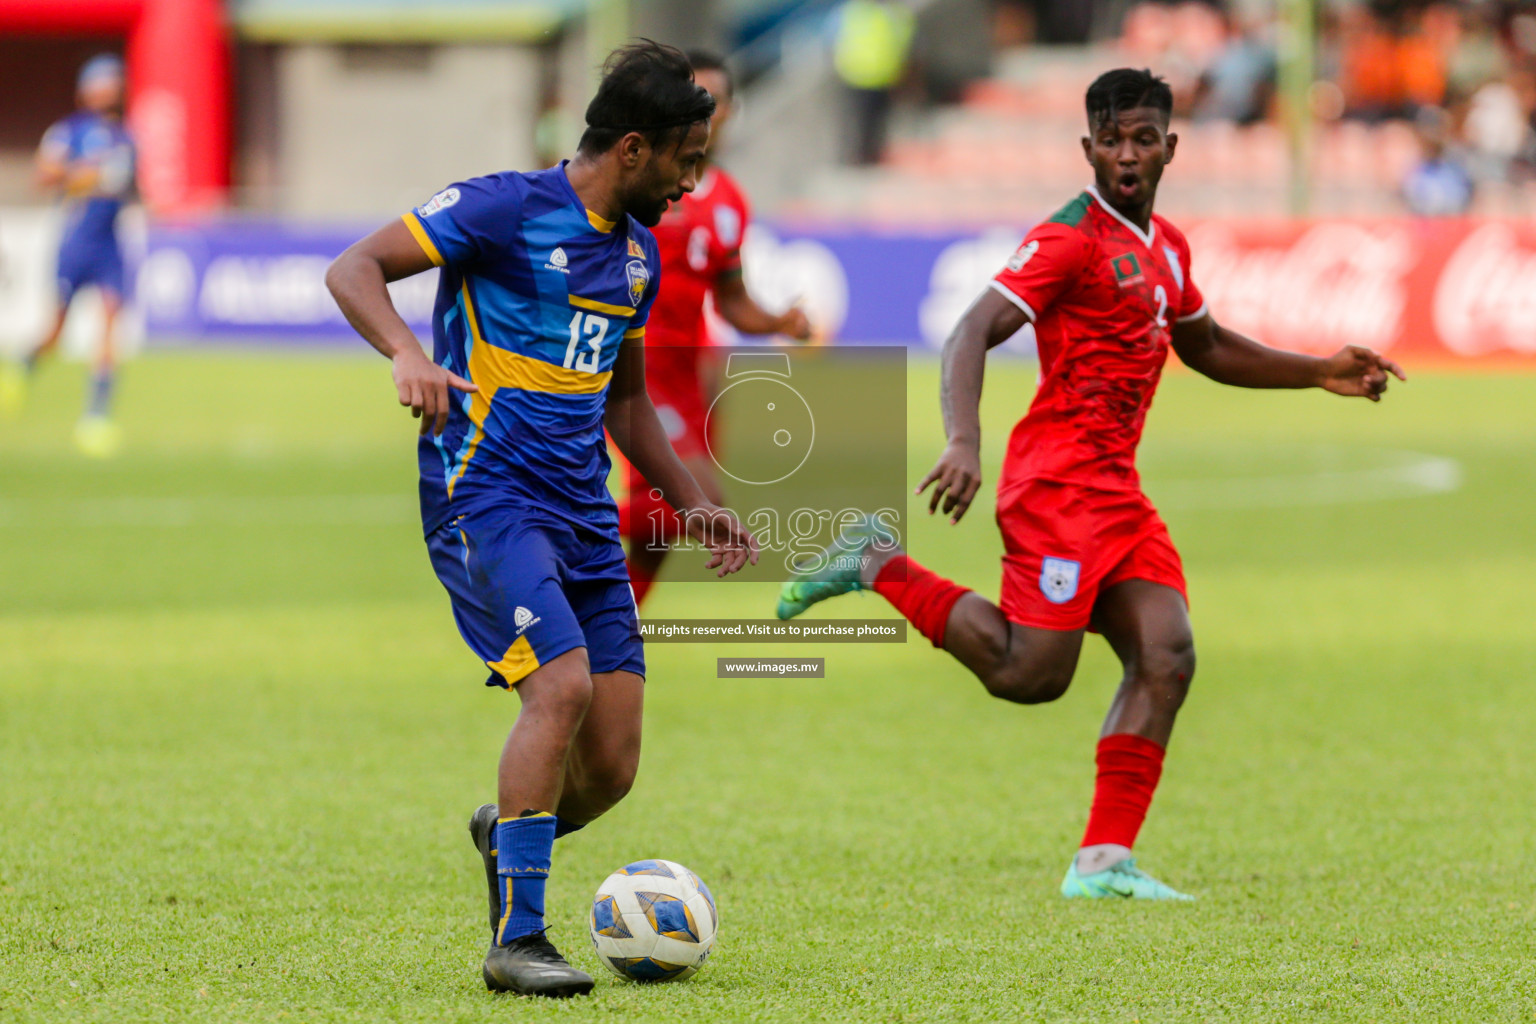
left=775, top=513, right=896, bottom=620
left=1061, top=857, right=1194, bottom=900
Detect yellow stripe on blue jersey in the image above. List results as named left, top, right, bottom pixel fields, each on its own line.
left=401, top=212, right=445, bottom=267
left=447, top=283, right=492, bottom=497
left=476, top=346, right=613, bottom=395
left=569, top=294, right=636, bottom=318
left=446, top=285, right=614, bottom=493
left=407, top=165, right=660, bottom=537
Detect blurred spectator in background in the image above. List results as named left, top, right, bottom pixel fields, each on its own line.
left=1464, top=70, right=1529, bottom=181
left=1402, top=106, right=1474, bottom=214
left=1193, top=5, right=1277, bottom=124
left=1119, top=2, right=1227, bottom=113
left=989, top=0, right=1096, bottom=45
left=1397, top=6, right=1451, bottom=112
left=1337, top=3, right=1416, bottom=120
left=833, top=0, right=916, bottom=165
left=1441, top=2, right=1507, bottom=103
left=1512, top=67, right=1536, bottom=179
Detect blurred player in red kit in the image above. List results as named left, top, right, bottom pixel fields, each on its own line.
left=620, top=51, right=812, bottom=605
left=778, top=68, right=1405, bottom=899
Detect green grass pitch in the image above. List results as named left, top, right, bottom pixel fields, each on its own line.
left=2, top=351, right=1534, bottom=1022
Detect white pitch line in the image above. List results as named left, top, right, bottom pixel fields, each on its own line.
left=0, top=451, right=1463, bottom=527
left=1149, top=450, right=1463, bottom=511
left=0, top=493, right=417, bottom=527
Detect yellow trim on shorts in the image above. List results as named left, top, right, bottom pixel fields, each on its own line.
left=488, top=635, right=540, bottom=685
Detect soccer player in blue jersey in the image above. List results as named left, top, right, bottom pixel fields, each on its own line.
left=0, top=55, right=136, bottom=456
left=327, top=42, right=759, bottom=998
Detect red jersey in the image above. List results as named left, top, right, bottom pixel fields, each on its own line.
left=648, top=167, right=750, bottom=349
left=990, top=186, right=1206, bottom=495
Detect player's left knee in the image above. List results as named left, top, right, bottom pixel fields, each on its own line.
left=1138, top=636, right=1196, bottom=698
left=586, top=757, right=638, bottom=811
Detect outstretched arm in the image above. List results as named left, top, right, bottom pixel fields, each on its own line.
left=1171, top=313, right=1406, bottom=400
left=35, top=129, right=75, bottom=195
left=606, top=345, right=759, bottom=576
left=916, top=288, right=1030, bottom=524
left=326, top=218, right=477, bottom=435
left=712, top=271, right=813, bottom=340
left=35, top=151, right=69, bottom=193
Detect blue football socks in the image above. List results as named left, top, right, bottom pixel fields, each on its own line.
left=87, top=368, right=116, bottom=417
left=493, top=811, right=556, bottom=945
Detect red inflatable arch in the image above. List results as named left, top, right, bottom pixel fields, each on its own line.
left=0, top=0, right=229, bottom=212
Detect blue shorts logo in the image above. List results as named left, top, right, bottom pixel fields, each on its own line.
left=1039, top=557, right=1080, bottom=604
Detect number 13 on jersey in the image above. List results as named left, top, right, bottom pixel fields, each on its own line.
left=565, top=311, right=608, bottom=373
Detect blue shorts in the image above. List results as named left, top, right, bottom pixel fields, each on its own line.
left=57, top=234, right=125, bottom=303
left=426, top=506, right=645, bottom=688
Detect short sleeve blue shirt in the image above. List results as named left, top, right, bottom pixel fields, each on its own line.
left=41, top=111, right=135, bottom=247
left=403, top=163, right=660, bottom=538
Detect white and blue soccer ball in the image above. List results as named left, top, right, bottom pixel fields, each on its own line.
left=589, top=859, right=718, bottom=982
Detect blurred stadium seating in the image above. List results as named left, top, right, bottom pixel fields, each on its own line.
left=5, top=0, right=1536, bottom=362
left=769, top=2, right=1536, bottom=224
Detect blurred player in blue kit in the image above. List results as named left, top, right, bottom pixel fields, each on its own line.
left=327, top=42, right=758, bottom=998
left=0, top=55, right=136, bottom=457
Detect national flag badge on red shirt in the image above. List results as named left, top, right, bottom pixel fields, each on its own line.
left=1110, top=252, right=1144, bottom=287
left=627, top=238, right=646, bottom=259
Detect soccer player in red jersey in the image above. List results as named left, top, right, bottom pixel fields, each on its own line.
left=778, top=68, right=1405, bottom=898
left=620, top=51, right=812, bottom=605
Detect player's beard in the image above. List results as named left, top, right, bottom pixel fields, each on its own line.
left=629, top=190, right=681, bottom=228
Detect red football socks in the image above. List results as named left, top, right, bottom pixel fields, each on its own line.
left=872, top=555, right=970, bottom=648
left=1080, top=733, right=1166, bottom=849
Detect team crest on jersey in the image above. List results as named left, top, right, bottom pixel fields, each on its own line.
left=1039, top=557, right=1080, bottom=604
left=627, top=237, right=646, bottom=259
left=1110, top=252, right=1144, bottom=287
left=686, top=226, right=710, bottom=272
left=417, top=188, right=460, bottom=217
left=625, top=260, right=649, bottom=307
left=1007, top=240, right=1039, bottom=272
left=715, top=205, right=742, bottom=248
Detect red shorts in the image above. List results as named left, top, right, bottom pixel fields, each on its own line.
left=621, top=351, right=715, bottom=542
left=641, top=346, right=715, bottom=459
left=996, top=479, right=1187, bottom=631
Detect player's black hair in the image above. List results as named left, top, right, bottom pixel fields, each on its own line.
left=579, top=40, right=716, bottom=155
left=685, top=49, right=734, bottom=98
left=1085, top=68, right=1173, bottom=129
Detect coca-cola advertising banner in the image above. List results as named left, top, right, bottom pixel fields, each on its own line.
left=1184, top=220, right=1536, bottom=362
left=26, top=214, right=1532, bottom=362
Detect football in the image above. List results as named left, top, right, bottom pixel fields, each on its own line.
left=589, top=859, right=718, bottom=982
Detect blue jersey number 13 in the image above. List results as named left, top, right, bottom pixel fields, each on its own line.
left=564, top=312, right=608, bottom=373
